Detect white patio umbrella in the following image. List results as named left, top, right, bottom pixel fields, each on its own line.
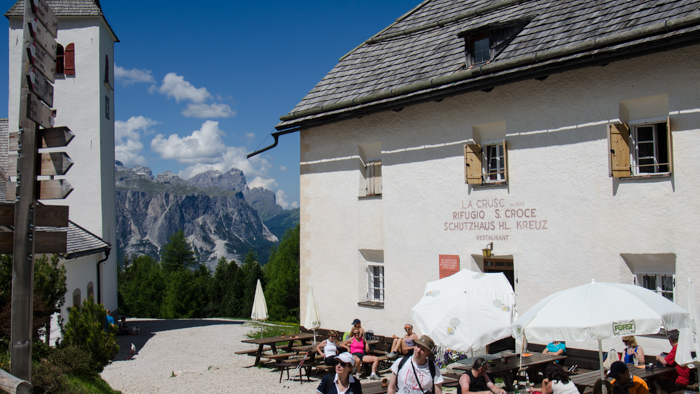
left=251, top=279, right=268, bottom=338
left=410, top=269, right=517, bottom=353
left=676, top=278, right=700, bottom=365
left=513, top=279, right=691, bottom=382
left=304, top=286, right=323, bottom=345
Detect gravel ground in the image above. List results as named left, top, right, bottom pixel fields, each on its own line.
left=100, top=319, right=337, bottom=393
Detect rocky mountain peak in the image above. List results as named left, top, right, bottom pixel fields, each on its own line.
left=187, top=168, right=248, bottom=192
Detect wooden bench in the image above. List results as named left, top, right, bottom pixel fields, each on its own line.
left=276, top=358, right=313, bottom=383
left=262, top=353, right=295, bottom=362
left=235, top=347, right=271, bottom=356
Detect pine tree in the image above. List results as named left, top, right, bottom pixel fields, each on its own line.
left=264, top=225, right=300, bottom=322
left=160, top=229, right=198, bottom=272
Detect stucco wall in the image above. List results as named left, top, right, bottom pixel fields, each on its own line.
left=299, top=44, right=700, bottom=354
left=7, top=16, right=118, bottom=314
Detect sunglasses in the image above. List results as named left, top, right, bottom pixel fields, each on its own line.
left=336, top=361, right=349, bottom=368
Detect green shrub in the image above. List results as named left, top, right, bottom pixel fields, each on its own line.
left=50, top=345, right=95, bottom=377
left=62, top=297, right=119, bottom=373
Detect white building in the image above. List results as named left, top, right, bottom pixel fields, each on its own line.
left=3, top=0, right=118, bottom=338
left=261, top=0, right=700, bottom=353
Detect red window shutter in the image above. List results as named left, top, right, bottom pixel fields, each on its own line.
left=64, top=43, right=75, bottom=75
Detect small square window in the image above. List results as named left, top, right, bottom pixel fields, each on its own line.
left=364, top=160, right=382, bottom=196
left=473, top=37, right=491, bottom=64
left=367, top=265, right=384, bottom=303
left=637, top=273, right=674, bottom=301
left=631, top=122, right=669, bottom=175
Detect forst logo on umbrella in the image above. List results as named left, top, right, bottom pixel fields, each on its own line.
left=613, top=320, right=636, bottom=335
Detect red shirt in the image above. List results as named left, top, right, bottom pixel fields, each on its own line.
left=665, top=344, right=691, bottom=386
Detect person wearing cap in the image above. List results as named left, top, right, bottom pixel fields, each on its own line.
left=388, top=335, right=444, bottom=394
left=316, top=352, right=363, bottom=394
left=387, top=324, right=419, bottom=359
left=456, top=357, right=505, bottom=394
left=344, top=318, right=366, bottom=341
left=655, top=329, right=691, bottom=391
left=607, top=361, right=648, bottom=394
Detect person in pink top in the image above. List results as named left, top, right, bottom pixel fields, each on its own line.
left=341, top=328, right=380, bottom=380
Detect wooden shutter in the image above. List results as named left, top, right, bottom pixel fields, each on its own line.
left=666, top=117, right=673, bottom=174
left=64, top=43, right=75, bottom=75
left=608, top=124, right=630, bottom=178
left=374, top=161, right=382, bottom=195
left=464, top=144, right=483, bottom=185
left=503, top=139, right=508, bottom=183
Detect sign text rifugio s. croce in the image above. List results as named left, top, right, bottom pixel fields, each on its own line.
left=444, top=198, right=549, bottom=238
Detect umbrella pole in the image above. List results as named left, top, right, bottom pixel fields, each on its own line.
left=598, top=339, right=607, bottom=394
left=313, top=329, right=317, bottom=346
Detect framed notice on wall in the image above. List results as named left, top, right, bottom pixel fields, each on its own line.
left=439, top=255, right=460, bottom=278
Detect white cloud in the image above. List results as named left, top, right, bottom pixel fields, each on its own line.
left=115, top=116, right=159, bottom=166
left=182, top=103, right=236, bottom=118
left=245, top=132, right=255, bottom=141
left=290, top=201, right=299, bottom=209
left=279, top=165, right=287, bottom=172
left=249, top=177, right=278, bottom=190
left=275, top=190, right=291, bottom=209
left=158, top=73, right=212, bottom=103
left=115, top=65, right=156, bottom=85
left=151, top=120, right=227, bottom=165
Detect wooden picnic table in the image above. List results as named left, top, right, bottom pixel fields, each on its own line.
left=361, top=376, right=458, bottom=394
left=570, top=364, right=676, bottom=394
left=240, top=332, right=315, bottom=366
left=453, top=353, right=566, bottom=391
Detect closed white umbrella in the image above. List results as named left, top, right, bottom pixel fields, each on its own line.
left=410, top=269, right=517, bottom=353
left=251, top=279, right=268, bottom=338
left=513, top=279, right=691, bottom=382
left=304, top=286, right=323, bottom=345
left=676, top=278, right=700, bottom=365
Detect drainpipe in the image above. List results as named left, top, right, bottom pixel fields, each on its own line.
left=246, top=127, right=301, bottom=158
left=96, top=249, right=110, bottom=305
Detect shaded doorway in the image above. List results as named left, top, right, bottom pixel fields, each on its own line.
left=485, top=257, right=515, bottom=353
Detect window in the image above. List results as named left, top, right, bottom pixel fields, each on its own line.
left=636, top=274, right=674, bottom=302
left=367, top=265, right=384, bottom=303
left=464, top=140, right=508, bottom=185
left=364, top=160, right=382, bottom=196
left=104, top=55, right=109, bottom=84
left=55, top=44, right=64, bottom=74
left=72, top=288, right=81, bottom=308
left=105, top=96, right=110, bottom=119
left=460, top=21, right=529, bottom=68
left=608, top=119, right=672, bottom=177
left=470, top=33, right=491, bottom=65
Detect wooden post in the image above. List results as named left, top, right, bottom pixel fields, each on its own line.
left=10, top=0, right=40, bottom=381
left=0, top=369, right=32, bottom=394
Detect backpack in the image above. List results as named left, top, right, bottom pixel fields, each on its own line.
left=397, top=355, right=436, bottom=392
left=320, top=373, right=362, bottom=394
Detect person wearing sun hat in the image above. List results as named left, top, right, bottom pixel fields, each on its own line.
left=607, top=361, right=648, bottom=394
left=388, top=335, right=444, bottom=394
left=388, top=323, right=419, bottom=359
left=316, top=352, right=363, bottom=394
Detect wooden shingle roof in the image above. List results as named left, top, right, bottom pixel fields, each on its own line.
left=277, top=0, right=700, bottom=130
left=5, top=0, right=118, bottom=41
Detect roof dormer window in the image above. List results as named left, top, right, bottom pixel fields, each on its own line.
left=459, top=18, right=531, bottom=68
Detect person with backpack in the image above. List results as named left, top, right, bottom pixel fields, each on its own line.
left=457, top=358, right=506, bottom=394
left=316, top=352, right=363, bottom=394
left=388, top=335, right=444, bottom=394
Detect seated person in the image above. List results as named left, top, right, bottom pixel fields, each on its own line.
left=655, top=329, right=691, bottom=392
left=341, top=328, right=380, bottom=380
left=541, top=363, right=578, bottom=394
left=543, top=340, right=566, bottom=363
left=387, top=324, right=418, bottom=359
left=607, top=361, right=649, bottom=394
left=343, top=318, right=365, bottom=341
left=457, top=358, right=506, bottom=394
left=316, top=330, right=340, bottom=366
left=116, top=316, right=130, bottom=335
left=621, top=336, right=645, bottom=365
left=593, top=379, right=613, bottom=394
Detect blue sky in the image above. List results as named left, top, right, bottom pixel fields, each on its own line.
left=1, top=0, right=419, bottom=209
